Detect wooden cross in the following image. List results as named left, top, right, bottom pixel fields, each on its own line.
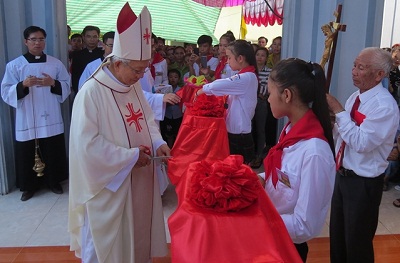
left=325, top=4, right=346, bottom=92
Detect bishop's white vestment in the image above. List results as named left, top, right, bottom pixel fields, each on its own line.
left=68, top=62, right=168, bottom=263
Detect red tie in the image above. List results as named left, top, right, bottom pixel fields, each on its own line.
left=336, top=96, right=360, bottom=170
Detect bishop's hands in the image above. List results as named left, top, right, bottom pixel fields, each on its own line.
left=135, top=145, right=152, bottom=168
left=163, top=93, right=181, bottom=105
left=156, top=144, right=171, bottom=164
left=135, top=144, right=172, bottom=168
left=23, top=73, right=55, bottom=88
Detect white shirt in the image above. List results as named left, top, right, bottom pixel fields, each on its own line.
left=202, top=72, right=257, bottom=134
left=193, top=56, right=219, bottom=76
left=139, top=70, right=166, bottom=121
left=260, top=132, right=336, bottom=244
left=152, top=59, right=168, bottom=86
left=78, top=58, right=102, bottom=90
left=334, top=84, right=399, bottom=177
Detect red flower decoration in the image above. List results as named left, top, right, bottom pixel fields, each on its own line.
left=187, top=94, right=225, bottom=117
left=187, top=155, right=259, bottom=212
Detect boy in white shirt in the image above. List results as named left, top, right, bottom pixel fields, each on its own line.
left=188, top=35, right=218, bottom=78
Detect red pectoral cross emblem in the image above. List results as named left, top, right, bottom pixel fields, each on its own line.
left=125, top=102, right=144, bottom=132
left=143, top=28, right=151, bottom=44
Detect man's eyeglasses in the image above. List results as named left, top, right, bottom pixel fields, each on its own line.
left=104, top=43, right=113, bottom=48
left=124, top=63, right=149, bottom=75
left=27, top=38, right=45, bottom=43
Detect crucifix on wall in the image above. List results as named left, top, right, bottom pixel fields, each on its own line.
left=320, top=4, right=346, bottom=92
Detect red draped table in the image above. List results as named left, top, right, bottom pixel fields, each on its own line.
left=168, top=157, right=302, bottom=263
left=167, top=91, right=301, bottom=263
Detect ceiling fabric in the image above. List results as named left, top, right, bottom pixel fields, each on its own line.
left=67, top=0, right=221, bottom=44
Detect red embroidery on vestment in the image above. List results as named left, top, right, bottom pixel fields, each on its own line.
left=143, top=28, right=151, bottom=44
left=125, top=102, right=144, bottom=132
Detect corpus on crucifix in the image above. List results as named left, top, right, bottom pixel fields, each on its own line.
left=320, top=4, right=346, bottom=91
left=320, top=24, right=335, bottom=70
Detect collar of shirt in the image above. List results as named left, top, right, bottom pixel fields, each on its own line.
left=24, top=52, right=46, bottom=63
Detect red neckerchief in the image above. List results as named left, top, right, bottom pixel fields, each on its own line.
left=263, top=110, right=328, bottom=188
left=151, top=52, right=164, bottom=79
left=214, top=56, right=227, bottom=80
left=239, top=65, right=256, bottom=74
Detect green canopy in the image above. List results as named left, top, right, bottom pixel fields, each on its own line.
left=67, top=0, right=221, bottom=44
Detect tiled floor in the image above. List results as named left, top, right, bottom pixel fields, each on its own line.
left=0, top=177, right=399, bottom=261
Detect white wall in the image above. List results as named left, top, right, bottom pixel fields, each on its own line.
left=381, top=0, right=400, bottom=47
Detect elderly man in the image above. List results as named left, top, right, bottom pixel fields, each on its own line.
left=326, top=47, right=399, bottom=263
left=68, top=3, right=168, bottom=263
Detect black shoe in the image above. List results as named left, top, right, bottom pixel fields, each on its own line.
left=21, top=191, right=35, bottom=201
left=50, top=183, right=63, bottom=194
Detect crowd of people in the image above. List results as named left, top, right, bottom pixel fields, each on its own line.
left=66, top=23, right=282, bottom=168
left=1, top=3, right=400, bottom=261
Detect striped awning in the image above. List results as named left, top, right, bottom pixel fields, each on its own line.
left=67, top=0, right=221, bottom=44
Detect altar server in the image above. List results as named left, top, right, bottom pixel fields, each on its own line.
left=1, top=26, right=70, bottom=201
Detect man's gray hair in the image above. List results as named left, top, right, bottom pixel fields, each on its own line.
left=362, top=47, right=393, bottom=76
left=110, top=55, right=131, bottom=64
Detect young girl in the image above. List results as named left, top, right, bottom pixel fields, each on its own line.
left=260, top=58, right=336, bottom=262
left=196, top=40, right=258, bottom=164
left=213, top=31, right=237, bottom=80
left=249, top=47, right=272, bottom=168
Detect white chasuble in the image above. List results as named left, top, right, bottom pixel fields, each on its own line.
left=69, top=64, right=167, bottom=263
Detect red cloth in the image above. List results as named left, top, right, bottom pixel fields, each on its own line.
left=150, top=52, right=164, bottom=79
left=336, top=96, right=364, bottom=170
left=214, top=57, right=227, bottom=80
left=188, top=94, right=225, bottom=117
left=168, top=155, right=303, bottom=263
left=263, top=110, right=327, bottom=187
left=188, top=155, right=259, bottom=212
left=168, top=106, right=230, bottom=185
left=239, top=65, right=256, bottom=74
left=175, top=83, right=201, bottom=110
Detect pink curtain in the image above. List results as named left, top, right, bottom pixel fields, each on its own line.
left=243, top=0, right=284, bottom=27
left=192, top=0, right=244, bottom=7
left=193, top=0, right=284, bottom=27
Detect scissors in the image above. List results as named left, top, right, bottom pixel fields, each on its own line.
left=140, top=145, right=172, bottom=161
left=148, top=156, right=173, bottom=160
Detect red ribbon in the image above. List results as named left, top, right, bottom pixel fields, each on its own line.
left=150, top=52, right=164, bottom=79
left=214, top=56, right=227, bottom=80
left=263, top=110, right=327, bottom=187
